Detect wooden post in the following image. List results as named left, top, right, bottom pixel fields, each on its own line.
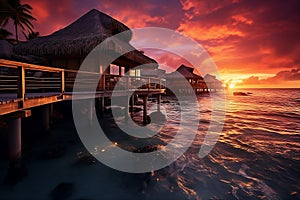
left=8, top=117, right=22, bottom=164
left=157, top=94, right=161, bottom=112
left=143, top=95, right=148, bottom=125
left=17, top=66, right=25, bottom=108
left=134, top=94, right=138, bottom=104
left=42, top=105, right=50, bottom=132
left=127, top=76, right=130, bottom=90
left=49, top=104, right=53, bottom=125
left=130, top=95, right=134, bottom=113
left=101, top=97, right=105, bottom=115
left=89, top=99, right=94, bottom=126
left=103, top=75, right=106, bottom=91
left=7, top=110, right=30, bottom=164
left=148, top=77, right=150, bottom=90
left=6, top=110, right=31, bottom=184
left=61, top=70, right=65, bottom=93
left=125, top=96, right=129, bottom=122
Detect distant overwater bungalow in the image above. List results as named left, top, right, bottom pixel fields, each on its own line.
left=165, top=64, right=223, bottom=95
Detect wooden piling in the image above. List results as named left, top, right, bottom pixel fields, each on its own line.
left=8, top=118, right=22, bottom=164
left=49, top=104, right=53, bottom=125
left=143, top=95, right=148, bottom=125
left=7, top=110, right=31, bottom=166
left=101, top=97, right=105, bottom=115
left=125, top=96, right=129, bottom=122
left=89, top=99, right=94, bottom=126
left=42, top=105, right=50, bottom=132
left=157, top=94, right=161, bottom=112
left=129, top=95, right=134, bottom=113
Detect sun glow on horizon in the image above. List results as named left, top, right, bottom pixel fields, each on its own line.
left=229, top=83, right=235, bottom=89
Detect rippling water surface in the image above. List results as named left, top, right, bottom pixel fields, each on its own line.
left=139, top=88, right=300, bottom=199
left=1, top=89, right=299, bottom=199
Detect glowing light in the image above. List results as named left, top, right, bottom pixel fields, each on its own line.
left=229, top=83, right=235, bottom=88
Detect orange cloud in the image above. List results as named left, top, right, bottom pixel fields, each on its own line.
left=111, top=11, right=164, bottom=28
left=232, top=15, right=253, bottom=25
left=177, top=24, right=245, bottom=40
left=237, top=68, right=300, bottom=87
left=180, top=0, right=233, bottom=15
left=180, top=0, right=195, bottom=11
left=95, top=1, right=175, bottom=29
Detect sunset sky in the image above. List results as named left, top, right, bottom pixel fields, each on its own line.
left=17, top=0, right=300, bottom=88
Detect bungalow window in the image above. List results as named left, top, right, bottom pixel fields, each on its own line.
left=121, top=67, right=125, bottom=76
left=129, top=69, right=141, bottom=77
left=110, top=64, right=119, bottom=75
left=99, top=65, right=103, bottom=74
left=129, top=69, right=135, bottom=77
left=135, top=69, right=141, bottom=77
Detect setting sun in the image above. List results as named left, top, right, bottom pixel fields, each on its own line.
left=229, top=83, right=235, bottom=89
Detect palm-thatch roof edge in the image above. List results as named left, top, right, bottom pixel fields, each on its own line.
left=14, top=9, right=157, bottom=66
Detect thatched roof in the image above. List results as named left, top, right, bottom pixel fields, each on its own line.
left=14, top=9, right=157, bottom=67
left=204, top=74, right=222, bottom=84
left=166, top=64, right=203, bottom=79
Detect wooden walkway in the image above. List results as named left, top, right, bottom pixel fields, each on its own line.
left=0, top=59, right=166, bottom=178
left=0, top=59, right=166, bottom=116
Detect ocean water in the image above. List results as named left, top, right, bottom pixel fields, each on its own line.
left=141, top=88, right=300, bottom=200
left=0, top=88, right=299, bottom=199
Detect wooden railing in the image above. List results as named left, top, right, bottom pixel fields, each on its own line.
left=0, top=59, right=166, bottom=98
left=0, top=59, right=166, bottom=115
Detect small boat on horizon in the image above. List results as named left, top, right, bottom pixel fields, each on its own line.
left=233, top=92, right=250, bottom=96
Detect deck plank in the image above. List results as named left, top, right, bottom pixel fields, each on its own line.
left=0, top=89, right=165, bottom=116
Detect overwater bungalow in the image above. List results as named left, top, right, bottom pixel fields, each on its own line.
left=165, top=64, right=224, bottom=94
left=0, top=9, right=165, bottom=176
left=166, top=64, right=206, bottom=94
left=203, top=74, right=223, bottom=92
left=14, top=9, right=158, bottom=85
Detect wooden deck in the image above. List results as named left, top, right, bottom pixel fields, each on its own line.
left=0, top=59, right=165, bottom=116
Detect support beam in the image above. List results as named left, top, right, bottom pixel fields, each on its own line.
left=17, top=66, right=25, bottom=109
left=89, top=99, right=94, bottom=126
left=60, top=70, right=65, bottom=93
left=130, top=95, right=134, bottom=113
left=5, top=115, right=28, bottom=185
left=134, top=94, right=138, bottom=104
left=17, top=66, right=25, bottom=100
left=125, top=96, right=129, bottom=122
left=5, top=110, right=31, bottom=184
left=143, top=95, right=148, bottom=125
left=157, top=94, right=161, bottom=112
left=127, top=76, right=130, bottom=90
left=8, top=117, right=22, bottom=164
left=42, top=105, right=50, bottom=132
left=49, top=104, right=53, bottom=125
left=102, top=75, right=106, bottom=91
left=101, top=97, right=105, bottom=116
